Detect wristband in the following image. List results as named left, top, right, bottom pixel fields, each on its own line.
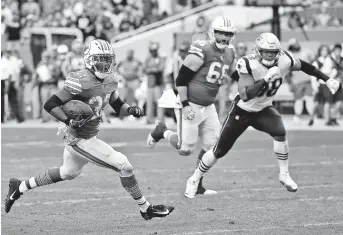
left=181, top=100, right=190, bottom=107
left=64, top=118, right=71, bottom=125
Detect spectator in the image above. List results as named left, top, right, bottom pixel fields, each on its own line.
left=21, top=0, right=40, bottom=19
left=286, top=39, right=315, bottom=124
left=35, top=51, right=58, bottom=123
left=117, top=49, right=143, bottom=105
left=94, top=21, right=109, bottom=41
left=331, top=43, right=343, bottom=125
left=6, top=13, right=20, bottom=51
left=1, top=51, right=11, bottom=123
left=144, top=41, right=165, bottom=124
left=309, top=45, right=337, bottom=126
left=287, top=11, right=307, bottom=29
left=8, top=50, right=26, bottom=123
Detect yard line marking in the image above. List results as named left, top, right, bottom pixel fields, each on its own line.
left=299, top=196, right=343, bottom=201
left=133, top=144, right=343, bottom=157
left=171, top=221, right=343, bottom=235
left=9, top=184, right=343, bottom=207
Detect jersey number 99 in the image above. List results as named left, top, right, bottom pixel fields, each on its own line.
left=258, top=78, right=283, bottom=97
left=206, top=62, right=229, bottom=84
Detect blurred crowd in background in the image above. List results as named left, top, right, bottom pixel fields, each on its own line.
left=1, top=38, right=343, bottom=127
left=1, top=0, right=215, bottom=43
left=1, top=0, right=343, bottom=127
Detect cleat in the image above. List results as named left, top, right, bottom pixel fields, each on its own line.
left=140, top=204, right=174, bottom=220
left=5, top=178, right=23, bottom=213
left=279, top=172, right=298, bottom=192
left=196, top=177, right=217, bottom=195
left=308, top=119, right=314, bottom=126
left=146, top=122, right=167, bottom=148
left=184, top=177, right=199, bottom=199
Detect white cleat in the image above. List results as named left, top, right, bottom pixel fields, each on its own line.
left=279, top=172, right=298, bottom=192
left=199, top=189, right=218, bottom=196
left=184, top=177, right=199, bottom=199
left=146, top=122, right=167, bottom=148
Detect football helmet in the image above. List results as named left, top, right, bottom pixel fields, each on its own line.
left=83, top=39, right=116, bottom=79
left=254, top=33, right=281, bottom=66
left=208, top=16, right=236, bottom=49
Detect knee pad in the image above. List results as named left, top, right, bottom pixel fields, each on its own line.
left=59, top=165, right=82, bottom=180
left=120, top=161, right=134, bottom=177
left=274, top=139, right=289, bottom=160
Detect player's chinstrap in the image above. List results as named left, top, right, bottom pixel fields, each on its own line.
left=5, top=39, right=174, bottom=220
left=184, top=32, right=341, bottom=199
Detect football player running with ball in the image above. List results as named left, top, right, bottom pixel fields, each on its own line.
left=147, top=16, right=239, bottom=195
left=5, top=39, right=174, bottom=220
left=184, top=33, right=340, bottom=198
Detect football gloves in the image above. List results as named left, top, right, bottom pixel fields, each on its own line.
left=183, top=106, right=195, bottom=121
left=127, top=106, right=143, bottom=118
left=326, top=78, right=340, bottom=94
left=264, top=66, right=281, bottom=83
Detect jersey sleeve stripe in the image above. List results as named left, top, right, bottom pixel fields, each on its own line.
left=242, top=57, right=252, bottom=75
left=65, top=80, right=82, bottom=88
left=284, top=51, right=294, bottom=68
left=65, top=83, right=82, bottom=93
left=188, top=51, right=204, bottom=60
left=66, top=76, right=81, bottom=83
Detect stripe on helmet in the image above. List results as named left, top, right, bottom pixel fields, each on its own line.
left=222, top=16, right=226, bottom=27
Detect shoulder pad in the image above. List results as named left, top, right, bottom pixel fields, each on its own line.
left=188, top=40, right=208, bottom=60
left=63, top=69, right=93, bottom=95
left=237, top=56, right=253, bottom=75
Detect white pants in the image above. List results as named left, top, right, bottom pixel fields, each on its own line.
left=60, top=137, right=128, bottom=179
left=175, top=102, right=220, bottom=154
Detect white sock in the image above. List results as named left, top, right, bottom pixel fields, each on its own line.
left=274, top=140, right=289, bottom=174
left=163, top=130, right=176, bottom=141
left=19, top=177, right=37, bottom=193
left=137, top=196, right=150, bottom=212
left=191, top=150, right=218, bottom=182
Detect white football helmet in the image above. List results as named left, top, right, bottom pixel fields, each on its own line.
left=83, top=39, right=116, bottom=79
left=254, top=33, right=281, bottom=66
left=208, top=16, right=236, bottom=49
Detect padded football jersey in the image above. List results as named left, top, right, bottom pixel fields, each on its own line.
left=187, top=40, right=235, bottom=106
left=236, top=51, right=296, bottom=112
left=64, top=68, right=117, bottom=138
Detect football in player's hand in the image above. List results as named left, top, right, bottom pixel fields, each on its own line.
left=62, top=100, right=93, bottom=120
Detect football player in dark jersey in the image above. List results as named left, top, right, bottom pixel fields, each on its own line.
left=5, top=39, right=174, bottom=220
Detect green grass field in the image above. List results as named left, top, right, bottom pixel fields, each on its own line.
left=2, top=127, right=343, bottom=235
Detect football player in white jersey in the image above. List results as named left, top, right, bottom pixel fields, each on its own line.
left=184, top=32, right=340, bottom=198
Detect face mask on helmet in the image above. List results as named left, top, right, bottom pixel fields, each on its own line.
left=89, top=54, right=116, bottom=79
left=255, top=47, right=280, bottom=66
left=213, top=30, right=235, bottom=49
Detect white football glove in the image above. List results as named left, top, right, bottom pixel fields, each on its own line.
left=326, top=78, right=340, bottom=94
left=264, top=66, right=281, bottom=83
left=183, top=106, right=195, bottom=121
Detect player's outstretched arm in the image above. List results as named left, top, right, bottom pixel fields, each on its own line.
left=44, top=89, right=74, bottom=123
left=292, top=57, right=340, bottom=94
left=109, top=91, right=143, bottom=118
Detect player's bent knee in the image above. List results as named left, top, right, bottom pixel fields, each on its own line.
left=120, top=161, right=134, bottom=177
left=213, top=147, right=226, bottom=159
left=59, top=165, right=82, bottom=180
